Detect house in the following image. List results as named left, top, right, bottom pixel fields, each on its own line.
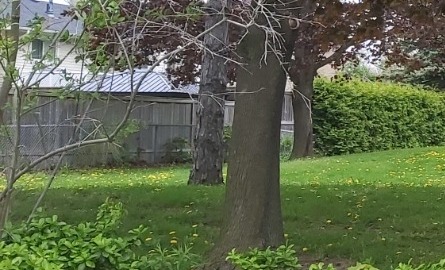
left=0, top=0, right=171, bottom=87
left=0, top=0, right=84, bottom=87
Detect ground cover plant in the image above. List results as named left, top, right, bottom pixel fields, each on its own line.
left=8, top=146, right=445, bottom=268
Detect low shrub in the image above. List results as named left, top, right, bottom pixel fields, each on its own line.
left=227, top=244, right=445, bottom=270
left=0, top=200, right=200, bottom=270
left=162, top=137, right=192, bottom=164
left=280, top=135, right=294, bottom=160
left=313, top=79, right=445, bottom=156
left=223, top=126, right=232, bottom=163
left=226, top=243, right=300, bottom=270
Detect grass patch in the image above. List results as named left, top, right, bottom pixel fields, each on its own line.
left=9, top=146, right=445, bottom=268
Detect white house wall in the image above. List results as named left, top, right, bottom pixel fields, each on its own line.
left=1, top=38, right=170, bottom=90
left=14, top=41, right=84, bottom=86
left=56, top=41, right=85, bottom=74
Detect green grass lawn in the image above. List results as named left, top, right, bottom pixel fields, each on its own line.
left=9, top=146, right=445, bottom=268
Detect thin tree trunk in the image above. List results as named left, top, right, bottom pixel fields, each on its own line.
left=290, top=71, right=315, bottom=159
left=0, top=0, right=20, bottom=125
left=0, top=0, right=20, bottom=231
left=0, top=192, right=12, bottom=230
left=202, top=17, right=296, bottom=270
left=188, top=0, right=229, bottom=185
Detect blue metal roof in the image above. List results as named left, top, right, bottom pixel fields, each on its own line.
left=81, top=70, right=199, bottom=95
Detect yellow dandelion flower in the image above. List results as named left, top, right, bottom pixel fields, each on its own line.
left=170, top=240, right=178, bottom=244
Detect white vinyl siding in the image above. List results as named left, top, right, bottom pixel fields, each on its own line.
left=16, top=41, right=82, bottom=74
left=56, top=42, right=85, bottom=74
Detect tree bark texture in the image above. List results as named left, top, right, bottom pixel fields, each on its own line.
left=202, top=17, right=296, bottom=270
left=0, top=0, right=20, bottom=125
left=188, top=0, right=229, bottom=185
left=290, top=47, right=316, bottom=159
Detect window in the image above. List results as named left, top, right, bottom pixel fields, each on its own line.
left=31, top=39, right=57, bottom=61
left=31, top=39, right=44, bottom=59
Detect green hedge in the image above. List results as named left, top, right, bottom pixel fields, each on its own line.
left=313, top=79, right=445, bottom=156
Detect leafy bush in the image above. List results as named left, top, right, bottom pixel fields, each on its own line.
left=393, top=259, right=445, bottom=270
left=309, top=262, right=338, bottom=270
left=341, top=62, right=379, bottom=82
left=280, top=135, right=293, bottom=160
left=223, top=126, right=232, bottom=163
left=227, top=244, right=445, bottom=270
left=0, top=200, right=200, bottom=270
left=162, top=137, right=192, bottom=164
left=384, top=47, right=445, bottom=90
left=341, top=260, right=445, bottom=270
left=226, top=243, right=300, bottom=270
left=313, top=79, right=445, bottom=156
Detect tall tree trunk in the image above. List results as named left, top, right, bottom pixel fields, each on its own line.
left=290, top=70, right=316, bottom=159
left=0, top=0, right=20, bottom=231
left=289, top=45, right=316, bottom=159
left=202, top=16, right=296, bottom=270
left=188, top=0, right=229, bottom=185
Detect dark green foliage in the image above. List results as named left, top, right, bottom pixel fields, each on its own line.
left=385, top=48, right=445, bottom=90
left=313, top=79, right=445, bottom=156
